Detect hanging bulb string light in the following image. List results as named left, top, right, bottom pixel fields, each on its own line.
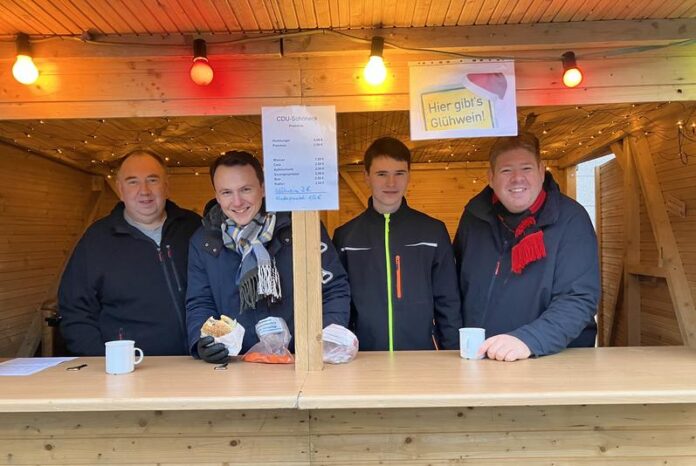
left=561, top=51, right=583, bottom=88
left=12, top=33, right=39, bottom=85
left=3, top=29, right=693, bottom=63
left=190, top=38, right=214, bottom=85
left=364, top=37, right=387, bottom=85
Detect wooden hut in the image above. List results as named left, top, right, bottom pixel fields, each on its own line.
left=1, top=1, right=696, bottom=465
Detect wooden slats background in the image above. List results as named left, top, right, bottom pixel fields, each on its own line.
left=1, top=0, right=695, bottom=37
left=2, top=404, right=696, bottom=464
left=599, top=116, right=696, bottom=346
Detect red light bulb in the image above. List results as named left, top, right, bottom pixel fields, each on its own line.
left=190, top=57, right=213, bottom=86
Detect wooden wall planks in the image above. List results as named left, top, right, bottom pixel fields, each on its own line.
left=3, top=404, right=696, bottom=464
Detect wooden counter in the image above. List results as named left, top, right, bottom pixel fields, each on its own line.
left=2, top=347, right=696, bottom=465
left=300, top=346, right=696, bottom=408
left=0, top=356, right=305, bottom=412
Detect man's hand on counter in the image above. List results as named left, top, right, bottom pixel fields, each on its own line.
left=197, top=336, right=230, bottom=364
left=477, top=335, right=531, bottom=362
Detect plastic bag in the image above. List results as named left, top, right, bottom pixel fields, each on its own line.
left=242, top=316, right=294, bottom=364
left=322, top=324, right=359, bottom=364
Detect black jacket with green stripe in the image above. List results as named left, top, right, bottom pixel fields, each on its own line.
left=333, top=198, right=462, bottom=351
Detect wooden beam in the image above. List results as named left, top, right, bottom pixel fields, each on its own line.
left=323, top=209, right=340, bottom=238
left=610, top=142, right=626, bottom=172
left=629, top=134, right=696, bottom=348
left=1, top=50, right=695, bottom=119
left=595, top=164, right=605, bottom=345
left=0, top=34, right=281, bottom=59
left=282, top=20, right=696, bottom=55
left=339, top=170, right=368, bottom=208
left=627, top=263, right=668, bottom=279
left=292, top=211, right=324, bottom=372
left=564, top=166, right=577, bottom=199
left=623, top=137, right=641, bottom=346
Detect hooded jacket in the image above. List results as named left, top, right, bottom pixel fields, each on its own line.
left=185, top=205, right=350, bottom=356
left=333, top=198, right=462, bottom=351
left=453, top=173, right=599, bottom=357
left=58, top=201, right=202, bottom=356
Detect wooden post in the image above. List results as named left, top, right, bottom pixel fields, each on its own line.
left=324, top=209, right=341, bottom=238
left=564, top=166, right=577, bottom=199
left=292, top=211, right=324, bottom=372
left=622, top=138, right=641, bottom=346
left=595, top=165, right=604, bottom=345
left=629, top=135, right=696, bottom=348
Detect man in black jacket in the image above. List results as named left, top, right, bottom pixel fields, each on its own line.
left=454, top=132, right=599, bottom=362
left=333, top=137, right=462, bottom=351
left=58, top=150, right=201, bottom=356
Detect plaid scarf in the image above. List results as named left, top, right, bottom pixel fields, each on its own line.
left=493, top=189, right=547, bottom=274
left=221, top=212, right=282, bottom=311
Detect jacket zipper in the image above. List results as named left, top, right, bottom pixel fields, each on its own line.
left=395, top=255, right=402, bottom=299
left=157, top=246, right=188, bottom=352
left=482, top=245, right=505, bottom=325
left=384, top=213, right=394, bottom=352
left=165, top=244, right=183, bottom=292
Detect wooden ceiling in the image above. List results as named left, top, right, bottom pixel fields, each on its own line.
left=0, top=2, right=694, bottom=173
left=0, top=101, right=693, bottom=174
left=0, top=0, right=694, bottom=37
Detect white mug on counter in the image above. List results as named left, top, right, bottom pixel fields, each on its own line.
left=459, top=328, right=485, bottom=360
left=105, top=340, right=144, bottom=374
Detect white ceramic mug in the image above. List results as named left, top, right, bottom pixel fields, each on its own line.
left=459, top=328, right=485, bottom=360
left=105, top=340, right=144, bottom=374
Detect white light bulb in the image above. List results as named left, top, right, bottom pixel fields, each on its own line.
left=12, top=55, right=39, bottom=85
left=364, top=56, right=387, bottom=86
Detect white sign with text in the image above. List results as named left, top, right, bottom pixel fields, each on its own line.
left=262, top=105, right=338, bottom=211
left=410, top=59, right=517, bottom=140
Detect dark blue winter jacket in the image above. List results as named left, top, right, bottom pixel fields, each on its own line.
left=58, top=201, right=202, bottom=356
left=453, top=173, right=599, bottom=356
left=186, top=207, right=351, bottom=356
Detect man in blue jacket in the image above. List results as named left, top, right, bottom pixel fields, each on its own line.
left=454, top=132, right=599, bottom=361
left=59, top=150, right=201, bottom=356
left=333, top=137, right=461, bottom=351
left=186, top=151, right=350, bottom=363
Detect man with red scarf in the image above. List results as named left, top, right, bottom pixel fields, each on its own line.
left=453, top=132, right=599, bottom=361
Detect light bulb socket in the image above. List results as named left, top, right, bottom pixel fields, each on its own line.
left=561, top=51, right=577, bottom=71
left=16, top=32, right=32, bottom=56
left=193, top=38, right=208, bottom=60
left=370, top=37, right=384, bottom=58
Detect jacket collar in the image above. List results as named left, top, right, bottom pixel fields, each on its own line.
left=466, top=172, right=561, bottom=228
left=199, top=202, right=291, bottom=257
left=366, top=196, right=411, bottom=222
left=109, top=200, right=186, bottom=235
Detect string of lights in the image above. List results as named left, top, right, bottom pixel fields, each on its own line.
left=4, top=28, right=694, bottom=88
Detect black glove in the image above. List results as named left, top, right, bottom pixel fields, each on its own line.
left=196, top=336, right=229, bottom=364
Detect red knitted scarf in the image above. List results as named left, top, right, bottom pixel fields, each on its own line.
left=493, top=190, right=547, bottom=274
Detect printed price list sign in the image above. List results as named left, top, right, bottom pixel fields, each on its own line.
left=262, top=105, right=338, bottom=211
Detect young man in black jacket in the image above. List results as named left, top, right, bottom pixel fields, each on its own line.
left=333, top=137, right=462, bottom=351
left=58, top=150, right=201, bottom=356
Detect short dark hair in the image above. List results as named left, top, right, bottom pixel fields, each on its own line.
left=209, top=150, right=264, bottom=186
left=489, top=132, right=541, bottom=169
left=118, top=149, right=167, bottom=171
left=364, top=137, right=411, bottom=172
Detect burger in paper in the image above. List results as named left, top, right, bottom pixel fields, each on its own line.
left=200, top=314, right=245, bottom=356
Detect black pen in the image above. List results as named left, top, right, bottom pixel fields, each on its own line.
left=66, top=363, right=88, bottom=371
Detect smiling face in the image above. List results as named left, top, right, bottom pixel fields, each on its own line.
left=488, top=148, right=545, bottom=213
left=213, top=164, right=264, bottom=226
left=365, top=156, right=410, bottom=214
left=116, top=153, right=169, bottom=226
